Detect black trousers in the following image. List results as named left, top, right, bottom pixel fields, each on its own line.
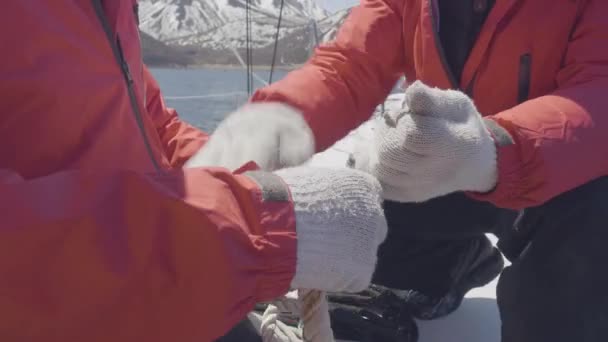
left=374, top=176, right=608, bottom=342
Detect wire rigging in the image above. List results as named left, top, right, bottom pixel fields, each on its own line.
left=269, top=0, right=286, bottom=84
left=245, top=0, right=253, bottom=95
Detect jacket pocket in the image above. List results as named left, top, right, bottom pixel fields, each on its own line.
left=517, top=53, right=532, bottom=103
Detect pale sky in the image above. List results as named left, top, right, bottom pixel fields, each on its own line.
left=319, top=0, right=358, bottom=13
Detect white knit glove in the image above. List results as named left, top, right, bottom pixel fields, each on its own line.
left=185, top=102, right=315, bottom=171
left=274, top=167, right=388, bottom=293
left=351, top=81, right=501, bottom=203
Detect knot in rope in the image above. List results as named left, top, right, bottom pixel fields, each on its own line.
left=261, top=290, right=335, bottom=342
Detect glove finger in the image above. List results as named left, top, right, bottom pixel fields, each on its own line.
left=188, top=130, right=282, bottom=171
left=392, top=113, right=456, bottom=155
left=403, top=80, right=473, bottom=123
left=277, top=129, right=315, bottom=169
left=184, top=133, right=226, bottom=168
left=381, top=179, right=460, bottom=203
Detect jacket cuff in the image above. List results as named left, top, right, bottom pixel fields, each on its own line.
left=466, top=117, right=526, bottom=209
left=238, top=168, right=298, bottom=302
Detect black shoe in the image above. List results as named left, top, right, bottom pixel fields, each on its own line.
left=216, top=318, right=262, bottom=342
left=252, top=287, right=419, bottom=342
left=394, top=238, right=504, bottom=320
left=327, top=285, right=419, bottom=342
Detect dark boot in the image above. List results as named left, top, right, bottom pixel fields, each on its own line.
left=372, top=194, right=515, bottom=321
left=387, top=237, right=504, bottom=320
left=251, top=289, right=420, bottom=342
left=327, top=285, right=419, bottom=342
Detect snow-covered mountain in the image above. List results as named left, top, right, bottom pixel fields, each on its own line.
left=139, top=0, right=330, bottom=48
left=138, top=0, right=351, bottom=66
left=316, top=7, right=350, bottom=42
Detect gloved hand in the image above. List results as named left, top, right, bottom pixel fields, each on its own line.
left=274, top=167, right=388, bottom=293
left=351, top=80, right=505, bottom=203
left=185, top=102, right=315, bottom=171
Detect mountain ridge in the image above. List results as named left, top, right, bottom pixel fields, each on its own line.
left=138, top=0, right=351, bottom=67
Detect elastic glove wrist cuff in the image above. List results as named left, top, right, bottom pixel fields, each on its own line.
left=240, top=170, right=298, bottom=301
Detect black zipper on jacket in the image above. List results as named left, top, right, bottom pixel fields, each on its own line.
left=517, top=53, right=532, bottom=104
left=465, top=71, right=478, bottom=98
left=91, top=0, right=161, bottom=172
left=428, top=0, right=460, bottom=89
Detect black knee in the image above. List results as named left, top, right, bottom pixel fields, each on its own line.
left=383, top=191, right=513, bottom=239
left=375, top=192, right=510, bottom=296
left=496, top=176, right=608, bottom=342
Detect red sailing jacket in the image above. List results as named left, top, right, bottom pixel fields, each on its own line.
left=0, top=1, right=297, bottom=341
left=253, top=0, right=608, bottom=209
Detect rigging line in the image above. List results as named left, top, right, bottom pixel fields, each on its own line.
left=226, top=47, right=269, bottom=87
left=249, top=4, right=254, bottom=93
left=269, top=0, right=285, bottom=84
left=311, top=19, right=319, bottom=50
left=245, top=0, right=251, bottom=95
left=248, top=0, right=254, bottom=95
left=245, top=0, right=253, bottom=95
left=248, top=0, right=252, bottom=95
left=205, top=1, right=266, bottom=88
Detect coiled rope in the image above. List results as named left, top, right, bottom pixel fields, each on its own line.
left=261, top=289, right=335, bottom=342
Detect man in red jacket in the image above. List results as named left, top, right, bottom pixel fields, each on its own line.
left=0, top=1, right=392, bottom=341
left=194, top=0, right=608, bottom=340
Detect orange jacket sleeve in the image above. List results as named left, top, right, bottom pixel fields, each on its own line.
left=251, top=0, right=406, bottom=152
left=143, top=66, right=209, bottom=168
left=470, top=0, right=608, bottom=209
left=0, top=166, right=296, bottom=341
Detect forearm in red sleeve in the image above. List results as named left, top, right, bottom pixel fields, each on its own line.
left=0, top=167, right=296, bottom=341
left=143, top=66, right=209, bottom=167
left=251, top=0, right=406, bottom=151
left=470, top=0, right=608, bottom=209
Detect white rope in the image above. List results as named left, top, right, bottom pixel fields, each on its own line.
left=299, top=290, right=334, bottom=342
left=261, top=289, right=335, bottom=342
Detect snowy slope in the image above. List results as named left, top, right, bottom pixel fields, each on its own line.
left=138, top=0, right=225, bottom=41
left=139, top=0, right=330, bottom=49
left=316, top=7, right=351, bottom=42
